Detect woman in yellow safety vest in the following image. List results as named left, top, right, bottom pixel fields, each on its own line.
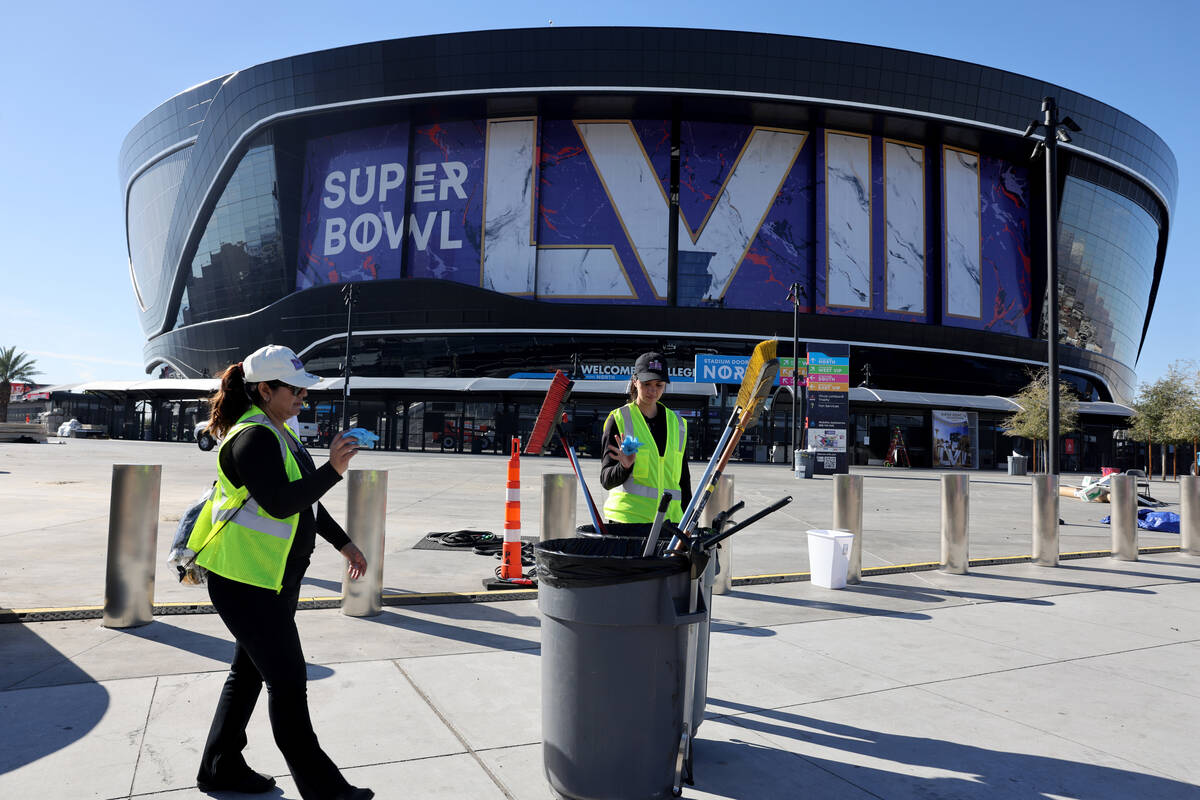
left=189, top=344, right=374, bottom=800
left=600, top=351, right=692, bottom=534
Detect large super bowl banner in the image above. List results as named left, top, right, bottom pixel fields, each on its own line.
left=297, top=118, right=1031, bottom=332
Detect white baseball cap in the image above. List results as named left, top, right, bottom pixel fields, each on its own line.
left=242, top=345, right=322, bottom=388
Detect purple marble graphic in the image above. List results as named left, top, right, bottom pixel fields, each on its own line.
left=536, top=119, right=660, bottom=304
left=679, top=121, right=812, bottom=311
left=944, top=156, right=1032, bottom=336
left=406, top=119, right=486, bottom=285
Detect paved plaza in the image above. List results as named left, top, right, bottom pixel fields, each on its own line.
left=1, top=440, right=1198, bottom=799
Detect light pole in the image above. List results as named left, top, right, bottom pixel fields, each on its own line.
left=340, top=283, right=358, bottom=431
left=1024, top=97, right=1080, bottom=476
left=787, top=282, right=802, bottom=469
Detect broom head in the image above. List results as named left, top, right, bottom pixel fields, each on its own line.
left=525, top=370, right=573, bottom=455
left=738, top=358, right=781, bottom=430
left=736, top=339, right=778, bottom=410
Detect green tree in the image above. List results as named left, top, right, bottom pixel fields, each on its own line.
left=1001, top=368, right=1080, bottom=472
left=1162, top=361, right=1200, bottom=477
left=0, top=346, right=41, bottom=423
left=1129, top=362, right=1196, bottom=480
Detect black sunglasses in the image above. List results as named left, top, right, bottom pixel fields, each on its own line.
left=266, top=380, right=306, bottom=396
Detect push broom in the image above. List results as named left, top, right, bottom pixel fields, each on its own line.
left=670, top=339, right=780, bottom=551
left=525, top=370, right=608, bottom=536
left=672, top=340, right=780, bottom=794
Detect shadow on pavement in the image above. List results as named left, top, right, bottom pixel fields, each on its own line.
left=115, top=622, right=334, bottom=679
left=699, top=699, right=1198, bottom=799
left=0, top=624, right=108, bottom=776
left=351, top=606, right=540, bottom=652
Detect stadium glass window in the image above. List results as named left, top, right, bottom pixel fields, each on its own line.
left=174, top=138, right=286, bottom=328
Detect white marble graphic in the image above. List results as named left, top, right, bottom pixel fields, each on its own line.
left=482, top=119, right=537, bottom=294
left=884, top=141, right=925, bottom=313
left=684, top=128, right=806, bottom=300
left=944, top=147, right=981, bottom=318
left=826, top=133, right=872, bottom=308
left=575, top=122, right=670, bottom=297
left=535, top=247, right=635, bottom=298
left=577, top=122, right=805, bottom=302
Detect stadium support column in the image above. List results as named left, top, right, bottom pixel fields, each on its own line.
left=341, top=283, right=357, bottom=431
left=667, top=114, right=680, bottom=307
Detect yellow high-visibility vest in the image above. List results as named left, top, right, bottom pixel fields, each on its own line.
left=602, top=403, right=686, bottom=524
left=186, top=406, right=303, bottom=591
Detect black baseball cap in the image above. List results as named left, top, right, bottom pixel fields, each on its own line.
left=634, top=352, right=670, bottom=382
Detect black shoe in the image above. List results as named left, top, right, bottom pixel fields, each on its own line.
left=335, top=788, right=374, bottom=800
left=197, top=768, right=276, bottom=793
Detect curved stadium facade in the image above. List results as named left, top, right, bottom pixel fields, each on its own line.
left=119, top=27, right=1176, bottom=469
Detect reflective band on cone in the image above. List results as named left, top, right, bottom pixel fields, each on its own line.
left=500, top=437, right=523, bottom=579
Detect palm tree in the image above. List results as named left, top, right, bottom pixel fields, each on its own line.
left=0, top=346, right=41, bottom=423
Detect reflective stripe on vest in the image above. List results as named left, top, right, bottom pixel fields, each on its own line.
left=603, top=404, right=686, bottom=524
left=189, top=406, right=303, bottom=591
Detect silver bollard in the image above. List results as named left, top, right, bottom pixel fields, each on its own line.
left=1031, top=474, right=1059, bottom=566
left=940, top=474, right=969, bottom=574
left=833, top=474, right=863, bottom=584
left=701, top=475, right=735, bottom=594
left=541, top=473, right=578, bottom=541
left=1109, top=474, right=1138, bottom=562
left=1182, top=476, right=1200, bottom=556
left=103, top=465, right=162, bottom=628
left=342, top=469, right=388, bottom=617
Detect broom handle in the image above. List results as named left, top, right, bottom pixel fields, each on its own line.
left=561, top=435, right=607, bottom=536
left=668, top=425, right=746, bottom=551
left=679, top=405, right=740, bottom=530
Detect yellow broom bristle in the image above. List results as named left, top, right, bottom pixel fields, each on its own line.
left=736, top=339, right=778, bottom=409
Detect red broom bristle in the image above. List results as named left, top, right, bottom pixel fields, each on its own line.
left=525, top=371, right=572, bottom=455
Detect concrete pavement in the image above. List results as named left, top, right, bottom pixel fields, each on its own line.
left=1, top=440, right=1198, bottom=799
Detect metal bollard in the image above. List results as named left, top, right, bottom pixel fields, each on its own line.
left=541, top=473, right=578, bottom=541
left=1109, top=474, right=1138, bottom=562
left=833, top=474, right=863, bottom=584
left=342, top=469, right=388, bottom=617
left=103, top=465, right=162, bottom=628
left=1031, top=474, right=1059, bottom=566
left=1182, top=476, right=1200, bottom=556
left=701, top=476, right=735, bottom=594
left=940, top=474, right=969, bottom=574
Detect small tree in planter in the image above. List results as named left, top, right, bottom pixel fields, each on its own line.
left=1001, top=368, right=1080, bottom=473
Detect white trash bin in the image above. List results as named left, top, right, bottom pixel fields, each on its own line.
left=806, top=529, right=854, bottom=589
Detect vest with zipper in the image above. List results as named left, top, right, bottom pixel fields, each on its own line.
left=186, top=406, right=302, bottom=592
left=603, top=403, right=687, bottom=524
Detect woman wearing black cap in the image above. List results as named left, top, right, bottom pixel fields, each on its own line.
left=599, top=352, right=692, bottom=533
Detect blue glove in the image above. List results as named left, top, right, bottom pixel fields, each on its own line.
left=620, top=434, right=644, bottom=455
left=342, top=428, right=380, bottom=448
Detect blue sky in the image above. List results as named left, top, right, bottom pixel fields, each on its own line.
left=1, top=0, right=1194, bottom=397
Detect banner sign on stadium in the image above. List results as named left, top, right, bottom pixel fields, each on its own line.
left=296, top=119, right=1031, bottom=337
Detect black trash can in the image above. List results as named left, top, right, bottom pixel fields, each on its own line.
left=537, top=537, right=706, bottom=800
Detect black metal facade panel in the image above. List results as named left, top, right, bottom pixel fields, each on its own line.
left=122, top=27, right=1177, bottom=337
left=142, top=279, right=1137, bottom=401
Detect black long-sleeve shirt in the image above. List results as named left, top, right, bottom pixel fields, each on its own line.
left=218, top=424, right=349, bottom=587
left=600, top=404, right=692, bottom=513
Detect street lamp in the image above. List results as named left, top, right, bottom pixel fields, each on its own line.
left=1023, top=97, right=1081, bottom=476
left=340, top=283, right=358, bottom=431
left=786, top=282, right=803, bottom=469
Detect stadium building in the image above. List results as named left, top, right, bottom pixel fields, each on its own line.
left=114, top=27, right=1176, bottom=470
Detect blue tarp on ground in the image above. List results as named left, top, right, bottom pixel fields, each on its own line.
left=1099, top=508, right=1181, bottom=533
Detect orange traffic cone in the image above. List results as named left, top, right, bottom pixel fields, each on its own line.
left=499, top=436, right=523, bottom=579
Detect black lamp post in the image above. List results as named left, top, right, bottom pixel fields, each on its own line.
left=340, top=283, right=357, bottom=431
left=787, top=282, right=802, bottom=468
left=1024, top=97, right=1081, bottom=476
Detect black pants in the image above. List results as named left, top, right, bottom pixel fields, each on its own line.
left=200, top=571, right=351, bottom=799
